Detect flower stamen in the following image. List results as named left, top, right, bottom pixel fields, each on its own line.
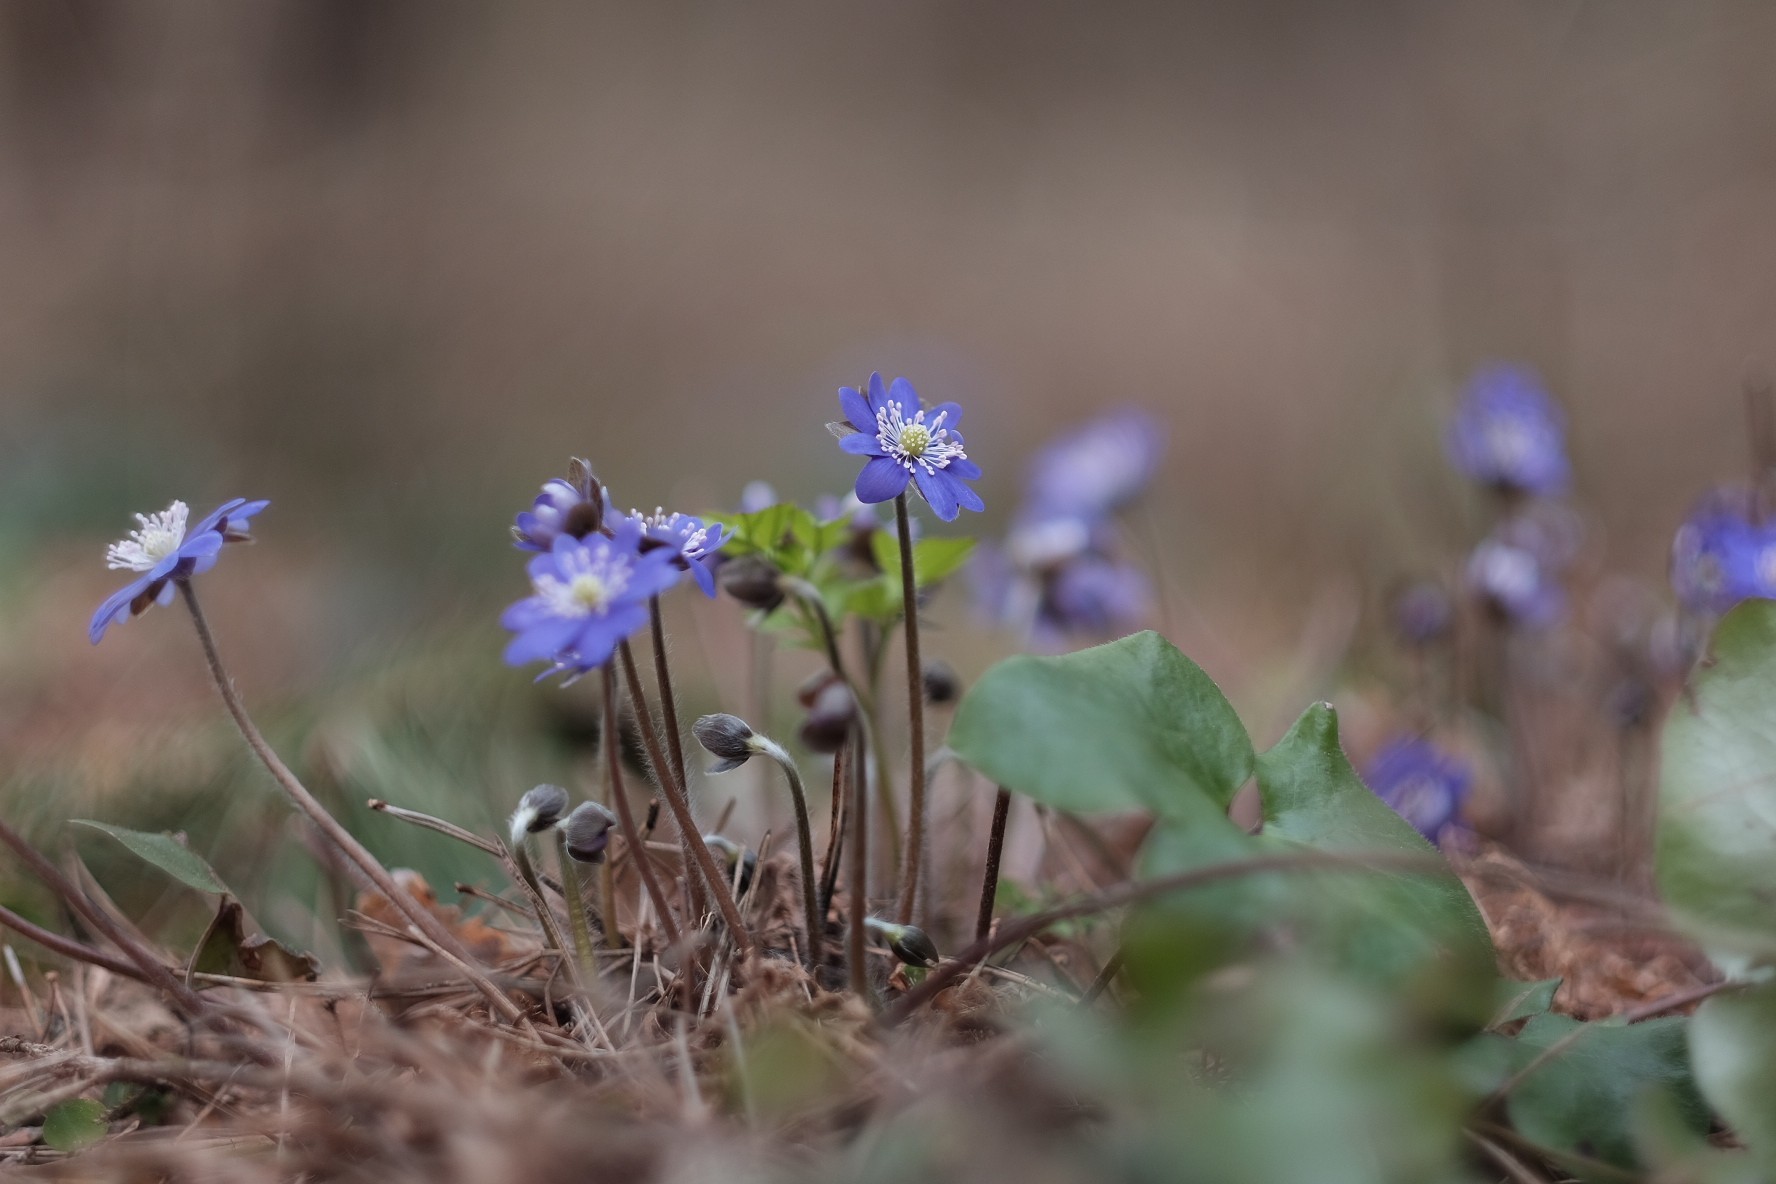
left=105, top=501, right=190, bottom=572
left=876, top=404, right=965, bottom=475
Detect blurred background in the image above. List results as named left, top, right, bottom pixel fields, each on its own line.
left=5, top=1, right=1776, bottom=943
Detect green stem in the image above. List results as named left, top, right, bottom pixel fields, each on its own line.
left=557, top=836, right=599, bottom=983
left=893, top=493, right=926, bottom=925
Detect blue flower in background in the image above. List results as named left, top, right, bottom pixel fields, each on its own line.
left=1447, top=364, right=1571, bottom=496
left=626, top=507, right=728, bottom=597
left=1466, top=534, right=1565, bottom=629
left=836, top=372, right=983, bottom=522
left=1670, top=488, right=1776, bottom=615
left=90, top=498, right=269, bottom=644
left=1021, top=408, right=1164, bottom=523
left=502, top=520, right=681, bottom=676
left=513, top=458, right=608, bottom=552
left=1363, top=737, right=1472, bottom=844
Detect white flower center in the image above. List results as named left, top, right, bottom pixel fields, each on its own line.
left=535, top=546, right=632, bottom=617
left=105, top=500, right=190, bottom=572
left=1484, top=417, right=1538, bottom=469
left=876, top=403, right=965, bottom=475
left=636, top=507, right=712, bottom=559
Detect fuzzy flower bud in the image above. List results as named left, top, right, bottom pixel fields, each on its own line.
left=864, top=917, right=940, bottom=968
left=508, top=783, right=570, bottom=847
left=562, top=801, right=617, bottom=864
left=798, top=680, right=857, bottom=754
left=921, top=658, right=962, bottom=705
left=720, top=555, right=786, bottom=612
left=693, top=713, right=760, bottom=773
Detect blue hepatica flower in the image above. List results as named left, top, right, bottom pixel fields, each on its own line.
left=1363, top=737, right=1472, bottom=845
left=626, top=507, right=728, bottom=597
left=1670, top=488, right=1776, bottom=615
left=1447, top=364, right=1571, bottom=497
left=1466, top=534, right=1564, bottom=629
left=90, top=498, right=269, bottom=644
left=836, top=373, right=983, bottom=522
left=502, top=519, right=681, bottom=677
left=512, top=458, right=608, bottom=552
left=1021, top=408, right=1164, bottom=523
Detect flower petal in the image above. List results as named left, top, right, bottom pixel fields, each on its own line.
left=952, top=479, right=985, bottom=515
left=839, top=385, right=873, bottom=433
left=839, top=432, right=883, bottom=456
left=866, top=372, right=891, bottom=419
left=689, top=558, right=718, bottom=598
left=886, top=376, right=922, bottom=420
left=855, top=456, right=911, bottom=503
left=914, top=466, right=961, bottom=522
left=503, top=617, right=586, bottom=666
left=89, top=575, right=153, bottom=644
left=946, top=457, right=982, bottom=481
left=187, top=498, right=247, bottom=537
left=928, top=401, right=963, bottom=429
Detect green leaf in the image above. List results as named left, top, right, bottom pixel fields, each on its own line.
left=1657, top=599, right=1776, bottom=973
left=1491, top=978, right=1563, bottom=1027
left=71, top=820, right=230, bottom=896
left=1503, top=1013, right=1709, bottom=1171
left=870, top=533, right=977, bottom=591
left=1254, top=703, right=1493, bottom=972
left=42, top=1098, right=107, bottom=1153
left=1689, top=983, right=1776, bottom=1172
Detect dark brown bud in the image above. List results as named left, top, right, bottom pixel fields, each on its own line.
left=921, top=659, right=962, bottom=705
left=721, top=555, right=786, bottom=612
left=796, top=668, right=842, bottom=709
left=865, top=917, right=939, bottom=968
left=798, top=681, right=857, bottom=754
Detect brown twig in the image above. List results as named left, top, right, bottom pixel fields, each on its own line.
left=0, top=903, right=154, bottom=984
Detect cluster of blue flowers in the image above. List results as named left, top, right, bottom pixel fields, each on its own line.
left=501, top=458, right=729, bottom=679
left=970, top=409, right=1161, bottom=649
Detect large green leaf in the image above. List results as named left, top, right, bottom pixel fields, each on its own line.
left=41, top=1098, right=107, bottom=1153
left=1501, top=1013, right=1709, bottom=1173
left=71, top=820, right=231, bottom=896
left=948, top=630, right=1255, bottom=819
left=1657, top=599, right=1776, bottom=973
left=1689, top=983, right=1776, bottom=1172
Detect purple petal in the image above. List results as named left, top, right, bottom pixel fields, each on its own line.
left=626, top=551, right=686, bottom=601
left=503, top=617, right=586, bottom=666
left=89, top=575, right=154, bottom=644
left=187, top=498, right=247, bottom=537
left=855, top=457, right=911, bottom=503
left=178, top=532, right=225, bottom=562
left=839, top=432, right=883, bottom=456
left=947, top=457, right=982, bottom=481
left=866, top=372, right=891, bottom=419
left=952, top=479, right=985, bottom=515
left=689, top=558, right=718, bottom=598
left=839, top=385, right=873, bottom=433
left=929, top=401, right=963, bottom=429
left=914, top=466, right=961, bottom=522
left=886, top=377, right=923, bottom=420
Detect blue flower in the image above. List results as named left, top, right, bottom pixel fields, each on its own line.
left=501, top=520, right=681, bottom=677
left=89, top=498, right=269, bottom=645
left=1670, top=488, right=1776, bottom=615
left=971, top=543, right=1149, bottom=651
left=512, top=458, right=608, bottom=552
left=1021, top=409, right=1163, bottom=523
left=1447, top=364, right=1571, bottom=496
left=1363, top=737, right=1471, bottom=844
left=836, top=373, right=983, bottom=522
left=1466, top=534, right=1564, bottom=629
left=625, top=507, right=728, bottom=597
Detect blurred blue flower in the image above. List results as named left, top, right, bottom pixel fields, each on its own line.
left=513, top=458, right=607, bottom=552
left=502, top=520, right=682, bottom=676
left=1670, top=488, right=1776, bottom=615
left=1021, top=408, right=1164, bottom=523
left=836, top=372, right=983, bottom=522
left=1466, top=534, right=1565, bottom=629
left=972, top=543, right=1149, bottom=651
left=738, top=481, right=778, bottom=513
left=90, top=498, right=269, bottom=645
left=626, top=507, right=728, bottom=597
left=1363, top=737, right=1471, bottom=844
left=1447, top=364, right=1571, bottom=496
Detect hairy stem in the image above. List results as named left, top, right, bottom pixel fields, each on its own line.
left=818, top=741, right=847, bottom=923
left=846, top=724, right=871, bottom=1001
left=618, top=643, right=756, bottom=959
left=893, top=493, right=926, bottom=925
left=758, top=740, right=822, bottom=968
left=646, top=596, right=708, bottom=926
left=975, top=786, right=1013, bottom=942
left=557, top=838, right=599, bottom=984
left=601, top=665, right=681, bottom=949
left=178, top=587, right=521, bottom=1022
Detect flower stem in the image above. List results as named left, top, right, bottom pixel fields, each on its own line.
left=892, top=492, right=926, bottom=925
left=557, top=837, right=599, bottom=983
left=818, top=740, right=847, bottom=923
left=975, top=786, right=1012, bottom=942
left=647, top=595, right=710, bottom=923
left=846, top=724, right=871, bottom=1002
left=618, top=642, right=756, bottom=959
left=601, top=665, right=680, bottom=949
left=511, top=841, right=573, bottom=968
left=178, top=585, right=522, bottom=1023
left=758, top=740, right=821, bottom=968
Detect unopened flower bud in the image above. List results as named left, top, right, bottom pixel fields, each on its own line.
left=865, top=917, right=939, bottom=968
left=798, top=681, right=857, bottom=754
left=509, top=783, right=570, bottom=846
left=562, top=801, right=617, bottom=864
left=703, top=834, right=757, bottom=895
left=921, top=659, right=961, bottom=705
left=721, top=555, right=786, bottom=612
left=694, top=713, right=758, bottom=773
left=796, top=668, right=841, bottom=709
